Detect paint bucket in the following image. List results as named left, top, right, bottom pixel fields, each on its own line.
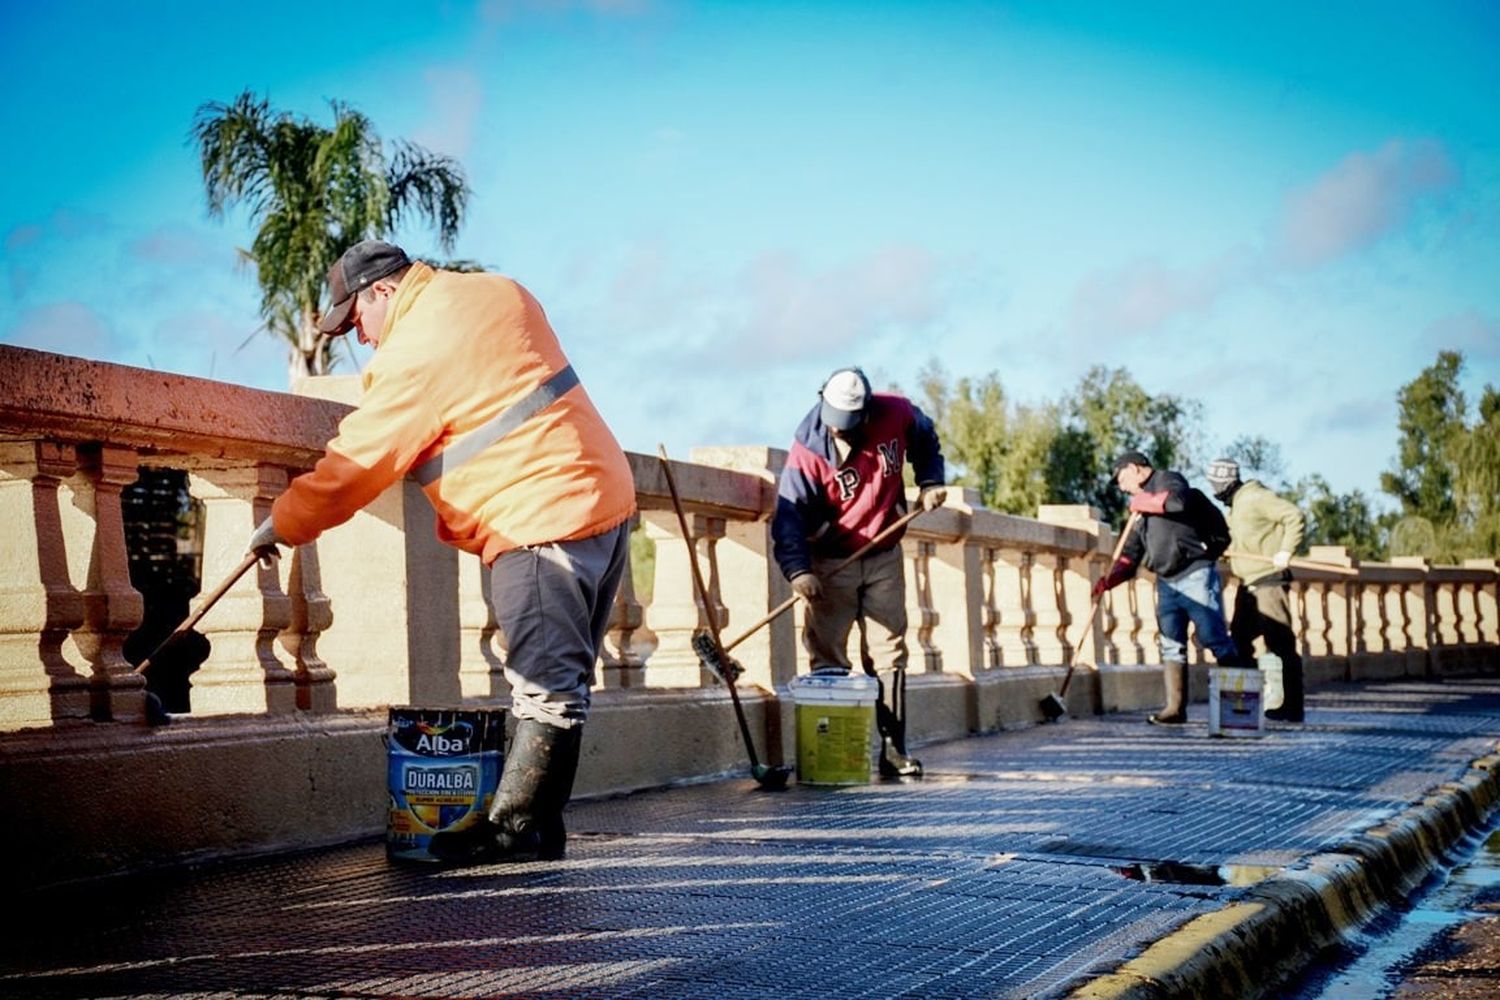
left=1207, top=668, right=1264, bottom=738
left=789, top=667, right=879, bottom=785
left=385, top=707, right=506, bottom=862
left=1257, top=652, right=1284, bottom=710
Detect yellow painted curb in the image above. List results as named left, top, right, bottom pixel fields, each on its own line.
left=1067, top=746, right=1500, bottom=1000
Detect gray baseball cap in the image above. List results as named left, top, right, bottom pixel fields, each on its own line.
left=317, top=240, right=412, bottom=335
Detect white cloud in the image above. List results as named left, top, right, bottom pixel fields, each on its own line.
left=720, top=245, right=947, bottom=364
left=1422, top=309, right=1500, bottom=363
left=414, top=68, right=484, bottom=161
left=480, top=0, right=654, bottom=22
left=1274, top=139, right=1457, bottom=269
left=5, top=301, right=116, bottom=358
left=1065, top=248, right=1253, bottom=341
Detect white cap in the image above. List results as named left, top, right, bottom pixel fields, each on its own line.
left=820, top=368, right=869, bottom=430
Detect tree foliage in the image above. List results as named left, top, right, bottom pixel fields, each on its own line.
left=912, top=349, right=1497, bottom=564
left=192, top=90, right=470, bottom=380
left=1283, top=474, right=1387, bottom=560
left=1049, top=366, right=1202, bottom=525
left=914, top=361, right=1198, bottom=524
left=1381, top=351, right=1500, bottom=561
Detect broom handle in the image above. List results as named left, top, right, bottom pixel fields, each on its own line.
left=1064, top=512, right=1140, bottom=677
left=721, top=504, right=928, bottom=654
left=1223, top=549, right=1358, bottom=576
left=132, top=552, right=261, bottom=675
left=657, top=446, right=762, bottom=769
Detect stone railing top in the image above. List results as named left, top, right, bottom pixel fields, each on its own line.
left=0, top=345, right=346, bottom=467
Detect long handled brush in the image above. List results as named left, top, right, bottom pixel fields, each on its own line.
left=133, top=551, right=261, bottom=725
left=656, top=446, right=792, bottom=791
left=1223, top=550, right=1358, bottom=576
left=1039, top=512, right=1140, bottom=722
left=717, top=505, right=925, bottom=657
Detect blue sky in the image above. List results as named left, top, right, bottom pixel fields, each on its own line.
left=3, top=1, right=1497, bottom=504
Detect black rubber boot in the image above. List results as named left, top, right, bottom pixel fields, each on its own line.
left=488, top=719, right=582, bottom=862
left=879, top=736, right=923, bottom=778
left=1148, top=661, right=1189, bottom=725
left=1265, top=657, right=1305, bottom=723
left=876, top=700, right=922, bottom=778
left=427, top=719, right=582, bottom=864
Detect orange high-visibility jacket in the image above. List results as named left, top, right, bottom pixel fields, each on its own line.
left=272, top=263, right=636, bottom=564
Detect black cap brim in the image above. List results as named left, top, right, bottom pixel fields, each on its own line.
left=317, top=296, right=356, bottom=336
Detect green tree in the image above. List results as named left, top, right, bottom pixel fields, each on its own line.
left=1381, top=351, right=1500, bottom=560
left=915, top=362, right=1061, bottom=514
left=1051, top=366, right=1203, bottom=525
left=1222, top=435, right=1287, bottom=488
left=192, top=90, right=469, bottom=380
left=1380, top=350, right=1465, bottom=523
left=1285, top=474, right=1387, bottom=560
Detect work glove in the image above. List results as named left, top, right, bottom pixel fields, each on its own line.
left=918, top=485, right=947, bottom=511
left=1271, top=549, right=1292, bottom=570
left=247, top=516, right=287, bottom=568
left=790, top=572, right=822, bottom=602
left=1091, top=556, right=1135, bottom=598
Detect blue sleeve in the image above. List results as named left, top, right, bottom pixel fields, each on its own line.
left=771, top=461, right=824, bottom=580
left=906, top=403, right=945, bottom=487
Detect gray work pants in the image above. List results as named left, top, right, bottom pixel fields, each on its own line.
left=487, top=522, right=631, bottom=729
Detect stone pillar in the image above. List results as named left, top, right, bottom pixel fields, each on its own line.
left=1434, top=582, right=1461, bottom=647
left=926, top=491, right=985, bottom=679
left=61, top=445, right=147, bottom=722
left=457, top=552, right=506, bottom=700
left=1463, top=559, right=1499, bottom=645
left=1037, top=505, right=1108, bottom=665
left=283, top=543, right=336, bottom=712
left=1391, top=557, right=1434, bottom=676
left=642, top=512, right=725, bottom=688
left=977, top=546, right=1002, bottom=670
left=691, top=447, right=797, bottom=691
left=1125, top=575, right=1157, bottom=664
left=1029, top=551, right=1068, bottom=665
left=0, top=441, right=90, bottom=728
left=1379, top=583, right=1403, bottom=655
left=992, top=548, right=1036, bottom=665
left=905, top=535, right=941, bottom=674
left=598, top=516, right=649, bottom=690
left=1360, top=583, right=1388, bottom=655
left=186, top=464, right=296, bottom=716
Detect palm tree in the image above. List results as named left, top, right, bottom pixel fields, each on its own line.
left=192, top=90, right=469, bottom=380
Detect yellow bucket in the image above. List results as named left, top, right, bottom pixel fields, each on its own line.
left=790, top=668, right=879, bottom=785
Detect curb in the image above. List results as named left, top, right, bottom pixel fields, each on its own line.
left=1067, top=747, right=1500, bottom=1000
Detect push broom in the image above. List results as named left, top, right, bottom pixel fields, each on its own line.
left=1039, top=512, right=1140, bottom=722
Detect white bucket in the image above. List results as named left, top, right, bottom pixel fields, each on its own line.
left=788, top=668, right=879, bottom=785
left=1208, top=667, right=1264, bottom=738
left=1257, top=652, right=1284, bottom=710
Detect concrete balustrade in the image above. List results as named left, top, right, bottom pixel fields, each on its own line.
left=1, top=343, right=1497, bottom=887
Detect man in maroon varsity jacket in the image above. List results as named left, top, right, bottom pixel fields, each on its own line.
left=772, top=367, right=946, bottom=777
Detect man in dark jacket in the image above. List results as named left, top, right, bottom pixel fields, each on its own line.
left=1093, top=451, right=1240, bottom=724
left=772, top=366, right=946, bottom=776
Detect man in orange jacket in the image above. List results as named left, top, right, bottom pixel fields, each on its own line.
left=247, top=240, right=636, bottom=864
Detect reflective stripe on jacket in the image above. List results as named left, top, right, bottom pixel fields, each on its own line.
left=272, top=263, right=636, bottom=564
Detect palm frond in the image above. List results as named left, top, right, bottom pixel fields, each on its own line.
left=386, top=141, right=469, bottom=251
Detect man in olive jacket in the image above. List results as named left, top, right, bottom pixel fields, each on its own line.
left=1207, top=458, right=1307, bottom=723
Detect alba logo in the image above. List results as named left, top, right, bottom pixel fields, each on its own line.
left=415, top=733, right=468, bottom=754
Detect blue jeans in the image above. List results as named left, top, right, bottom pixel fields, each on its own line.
left=1156, top=563, right=1238, bottom=665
